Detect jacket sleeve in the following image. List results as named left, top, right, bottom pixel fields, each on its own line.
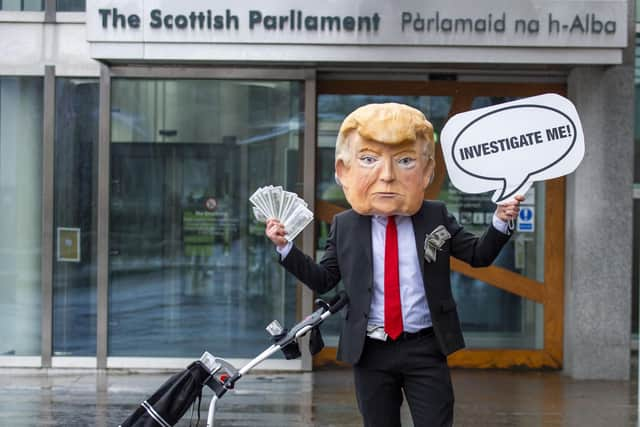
left=279, top=216, right=342, bottom=294
left=444, top=204, right=512, bottom=267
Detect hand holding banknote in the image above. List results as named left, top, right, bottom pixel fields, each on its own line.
left=265, top=218, right=288, bottom=247
left=250, top=185, right=314, bottom=246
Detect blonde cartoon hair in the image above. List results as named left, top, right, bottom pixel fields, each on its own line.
left=335, top=103, right=435, bottom=170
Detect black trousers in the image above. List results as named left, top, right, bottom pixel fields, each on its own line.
left=353, top=331, right=454, bottom=427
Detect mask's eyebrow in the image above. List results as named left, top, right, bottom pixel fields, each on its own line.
left=357, top=145, right=382, bottom=154
left=393, top=149, right=418, bottom=157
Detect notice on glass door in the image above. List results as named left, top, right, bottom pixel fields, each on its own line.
left=183, top=210, right=216, bottom=257
left=57, top=227, right=81, bottom=262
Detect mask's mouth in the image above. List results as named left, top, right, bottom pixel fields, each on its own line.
left=373, top=192, right=400, bottom=197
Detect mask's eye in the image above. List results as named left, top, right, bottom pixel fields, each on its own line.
left=358, top=155, right=378, bottom=167
left=397, top=157, right=416, bottom=168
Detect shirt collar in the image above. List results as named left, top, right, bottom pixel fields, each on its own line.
left=372, top=214, right=410, bottom=225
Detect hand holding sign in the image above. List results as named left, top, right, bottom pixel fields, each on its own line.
left=441, top=94, right=584, bottom=204
left=494, top=194, right=525, bottom=222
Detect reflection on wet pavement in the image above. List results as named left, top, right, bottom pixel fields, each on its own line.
left=0, top=366, right=636, bottom=426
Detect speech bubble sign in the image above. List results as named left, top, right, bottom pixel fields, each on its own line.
left=440, top=93, right=584, bottom=204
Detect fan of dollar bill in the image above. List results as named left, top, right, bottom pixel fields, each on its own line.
left=250, top=186, right=314, bottom=242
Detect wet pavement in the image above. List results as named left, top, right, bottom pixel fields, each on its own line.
left=0, top=365, right=636, bottom=426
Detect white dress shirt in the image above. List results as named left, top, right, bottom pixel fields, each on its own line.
left=277, top=213, right=509, bottom=332
left=370, top=215, right=431, bottom=332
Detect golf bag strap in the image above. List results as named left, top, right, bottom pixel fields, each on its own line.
left=141, top=400, right=171, bottom=427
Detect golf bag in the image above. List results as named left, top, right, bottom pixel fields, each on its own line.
left=120, top=361, right=212, bottom=427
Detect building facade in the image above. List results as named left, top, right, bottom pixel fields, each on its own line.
left=0, top=0, right=634, bottom=379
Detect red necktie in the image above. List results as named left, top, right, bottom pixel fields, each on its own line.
left=384, top=216, right=403, bottom=340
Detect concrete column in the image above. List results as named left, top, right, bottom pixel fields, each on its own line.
left=565, top=65, right=633, bottom=380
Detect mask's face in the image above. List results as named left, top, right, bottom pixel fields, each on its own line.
left=336, top=134, right=434, bottom=216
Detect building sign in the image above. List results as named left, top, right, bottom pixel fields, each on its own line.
left=86, top=0, right=628, bottom=63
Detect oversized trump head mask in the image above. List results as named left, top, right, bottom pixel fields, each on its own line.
left=335, top=103, right=436, bottom=217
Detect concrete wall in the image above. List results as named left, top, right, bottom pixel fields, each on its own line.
left=565, top=65, right=634, bottom=380
left=0, top=17, right=99, bottom=76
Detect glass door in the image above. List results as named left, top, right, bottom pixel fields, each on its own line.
left=313, top=80, right=566, bottom=369
left=108, top=79, right=303, bottom=358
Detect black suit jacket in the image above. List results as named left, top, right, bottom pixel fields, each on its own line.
left=281, top=200, right=511, bottom=365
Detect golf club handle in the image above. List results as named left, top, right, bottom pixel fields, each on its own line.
left=327, top=290, right=349, bottom=314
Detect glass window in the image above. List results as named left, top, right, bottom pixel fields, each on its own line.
left=53, top=78, right=99, bottom=356
left=635, top=35, right=640, bottom=184
left=453, top=278, right=543, bottom=348
left=0, top=0, right=43, bottom=11
left=440, top=179, right=545, bottom=349
left=108, top=79, right=303, bottom=358
left=56, top=0, right=84, bottom=11
left=439, top=178, right=545, bottom=282
left=0, top=77, right=43, bottom=356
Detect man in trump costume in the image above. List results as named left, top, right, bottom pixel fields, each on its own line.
left=266, top=103, right=523, bottom=427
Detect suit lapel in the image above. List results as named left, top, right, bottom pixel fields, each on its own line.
left=357, top=212, right=373, bottom=276
left=412, top=204, right=427, bottom=277
left=349, top=211, right=373, bottom=294
left=411, top=202, right=439, bottom=282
